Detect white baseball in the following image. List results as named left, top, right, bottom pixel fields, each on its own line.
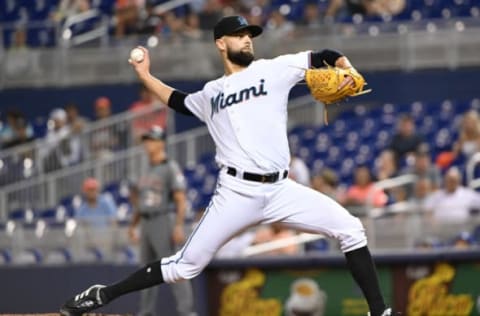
left=130, top=48, right=144, bottom=63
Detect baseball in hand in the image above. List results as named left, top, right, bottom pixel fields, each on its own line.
left=130, top=48, right=144, bottom=63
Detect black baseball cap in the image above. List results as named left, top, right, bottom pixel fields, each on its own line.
left=141, top=125, right=166, bottom=141
left=213, top=15, right=263, bottom=40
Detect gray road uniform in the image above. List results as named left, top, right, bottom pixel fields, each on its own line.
left=135, top=159, right=195, bottom=316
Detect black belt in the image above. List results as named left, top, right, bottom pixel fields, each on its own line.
left=139, top=212, right=164, bottom=220
left=226, top=167, right=288, bottom=183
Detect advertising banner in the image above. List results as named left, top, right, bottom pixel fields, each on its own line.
left=206, top=262, right=480, bottom=316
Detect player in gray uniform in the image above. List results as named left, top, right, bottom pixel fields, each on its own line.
left=129, top=126, right=195, bottom=316
left=61, top=16, right=396, bottom=316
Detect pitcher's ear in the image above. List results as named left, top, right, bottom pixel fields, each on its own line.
left=215, top=38, right=226, bottom=51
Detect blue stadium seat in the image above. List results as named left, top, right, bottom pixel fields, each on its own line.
left=38, top=208, right=57, bottom=221
left=0, top=0, right=22, bottom=22
left=0, top=248, right=12, bottom=264
left=44, top=247, right=73, bottom=264
left=8, top=208, right=36, bottom=222
left=32, top=116, right=48, bottom=138
left=26, top=0, right=58, bottom=21
left=434, top=128, right=453, bottom=151
left=305, top=238, right=329, bottom=252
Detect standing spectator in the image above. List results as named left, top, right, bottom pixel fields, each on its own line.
left=0, top=109, right=34, bottom=149
left=129, top=85, right=168, bottom=142
left=340, top=166, right=388, bottom=208
left=424, top=167, right=480, bottom=224
left=41, top=108, right=81, bottom=172
left=76, top=178, right=117, bottom=228
left=389, top=114, right=425, bottom=164
left=311, top=168, right=341, bottom=201
left=90, top=97, right=120, bottom=159
left=402, top=149, right=442, bottom=196
left=452, top=110, right=480, bottom=161
left=65, top=103, right=89, bottom=134
left=127, top=126, right=195, bottom=316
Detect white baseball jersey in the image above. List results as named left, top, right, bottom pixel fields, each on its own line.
left=184, top=51, right=311, bottom=173
left=161, top=51, right=366, bottom=284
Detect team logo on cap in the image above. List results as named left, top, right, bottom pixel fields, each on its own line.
left=237, top=16, right=248, bottom=26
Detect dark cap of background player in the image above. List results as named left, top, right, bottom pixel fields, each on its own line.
left=213, top=15, right=263, bottom=40
left=141, top=125, right=166, bottom=141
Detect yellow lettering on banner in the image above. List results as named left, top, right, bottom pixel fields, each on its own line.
left=219, top=269, right=282, bottom=316
left=342, top=298, right=368, bottom=315
left=407, top=263, right=474, bottom=316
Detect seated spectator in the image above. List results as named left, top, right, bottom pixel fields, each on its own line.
left=424, top=167, right=480, bottom=224
left=408, top=177, right=433, bottom=212
left=452, top=110, right=480, bottom=161
left=76, top=178, right=117, bottom=228
left=0, top=109, right=34, bottom=149
left=41, top=108, right=81, bottom=172
left=5, top=28, right=40, bottom=78
left=289, top=155, right=310, bottom=186
left=65, top=103, right=89, bottom=134
left=136, top=1, right=162, bottom=35
left=299, top=2, right=321, bottom=29
left=374, top=149, right=398, bottom=181
left=252, top=223, right=300, bottom=255
left=266, top=9, right=295, bottom=39
left=129, top=85, right=167, bottom=141
left=158, top=11, right=185, bottom=41
left=389, top=114, right=425, bottom=165
left=198, top=0, right=222, bottom=30
left=340, top=166, right=388, bottom=208
left=402, top=149, right=442, bottom=196
left=311, top=168, right=341, bottom=200
left=51, top=0, right=91, bottom=22
left=325, top=0, right=405, bottom=21
left=183, top=13, right=202, bottom=39
left=114, top=0, right=143, bottom=38
left=363, top=0, right=405, bottom=17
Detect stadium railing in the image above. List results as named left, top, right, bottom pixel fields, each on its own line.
left=0, top=95, right=322, bottom=220
left=0, top=104, right=173, bottom=185
left=1, top=17, right=480, bottom=89
left=60, top=8, right=109, bottom=48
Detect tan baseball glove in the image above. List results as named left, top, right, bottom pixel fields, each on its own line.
left=305, top=64, right=371, bottom=123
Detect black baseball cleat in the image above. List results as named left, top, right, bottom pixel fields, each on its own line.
left=60, top=284, right=107, bottom=316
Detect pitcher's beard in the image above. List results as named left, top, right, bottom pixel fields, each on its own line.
left=227, top=48, right=254, bottom=67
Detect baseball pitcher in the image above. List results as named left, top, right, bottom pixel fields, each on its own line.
left=61, top=15, right=395, bottom=316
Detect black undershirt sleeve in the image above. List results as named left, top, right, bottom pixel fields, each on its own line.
left=168, top=90, right=194, bottom=116
left=310, top=49, right=344, bottom=68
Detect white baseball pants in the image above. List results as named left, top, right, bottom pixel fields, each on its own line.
left=161, top=169, right=367, bottom=283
